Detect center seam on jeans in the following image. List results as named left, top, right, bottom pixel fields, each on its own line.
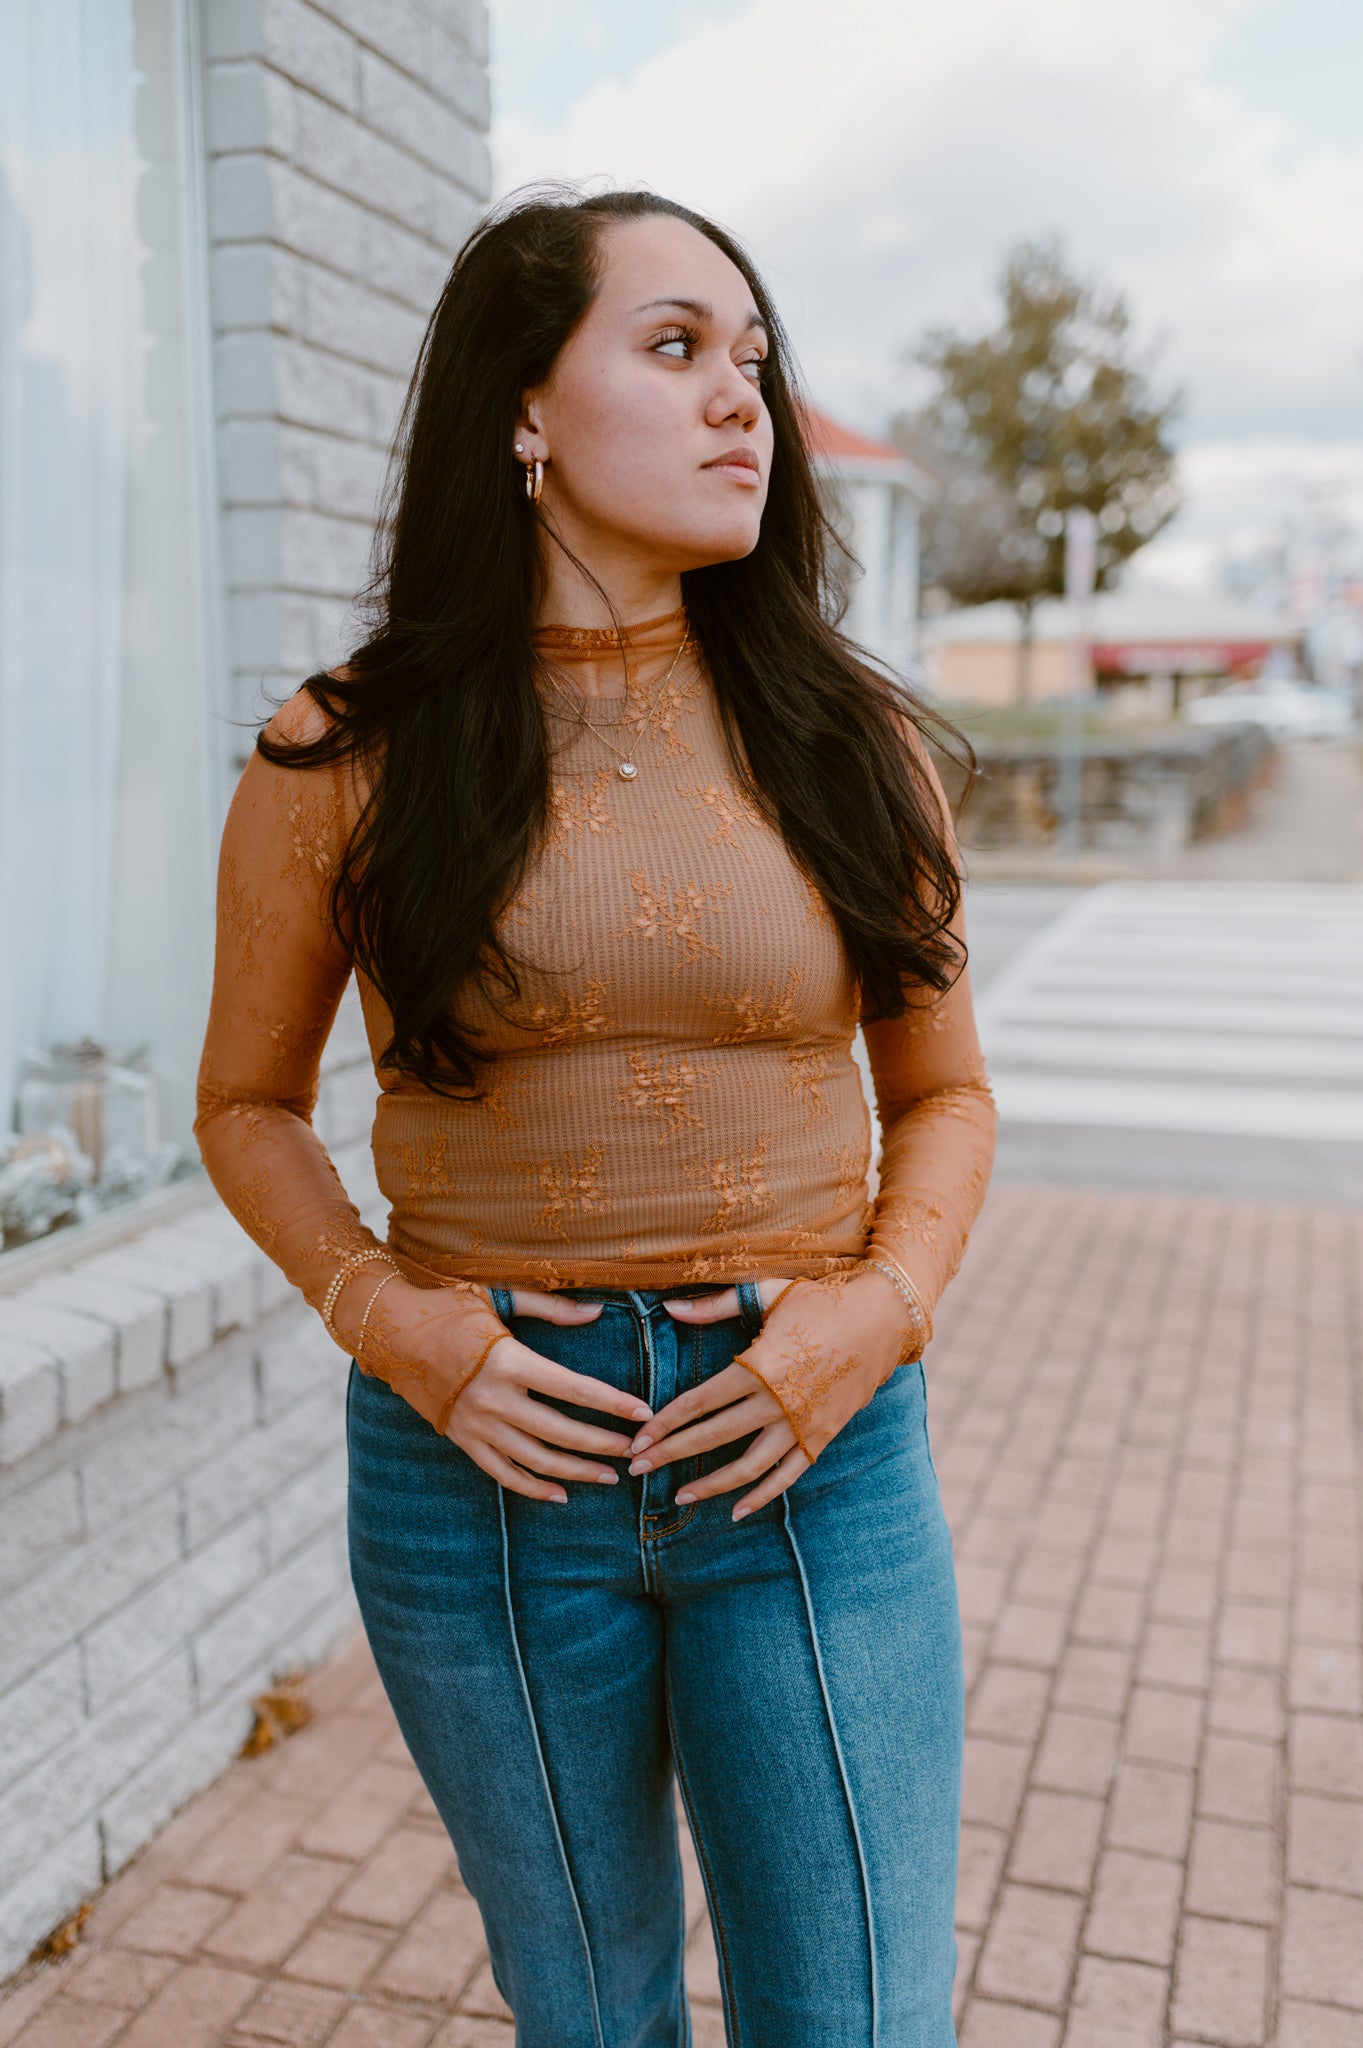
left=497, top=1488, right=606, bottom=2048
left=779, top=1494, right=881, bottom=2043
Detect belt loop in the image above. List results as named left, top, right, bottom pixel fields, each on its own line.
left=488, top=1283, right=515, bottom=1321
left=734, top=1277, right=764, bottom=1338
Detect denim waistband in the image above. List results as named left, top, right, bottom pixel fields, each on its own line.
left=486, top=1278, right=765, bottom=1338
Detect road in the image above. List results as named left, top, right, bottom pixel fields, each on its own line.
left=963, top=881, right=1363, bottom=1206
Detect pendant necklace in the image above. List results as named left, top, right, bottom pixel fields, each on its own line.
left=538, top=624, right=691, bottom=780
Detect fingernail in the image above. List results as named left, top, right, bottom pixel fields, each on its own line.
left=631, top=1433, right=653, bottom=1452
left=550, top=1491, right=568, bottom=1504
left=663, top=1298, right=689, bottom=1311
left=630, top=1404, right=653, bottom=1421
left=596, top=1470, right=617, bottom=1485
left=628, top=1457, right=651, bottom=1474
left=675, top=1490, right=695, bottom=1504
left=732, top=1505, right=749, bottom=1520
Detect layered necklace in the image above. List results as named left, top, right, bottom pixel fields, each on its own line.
left=537, top=622, right=691, bottom=781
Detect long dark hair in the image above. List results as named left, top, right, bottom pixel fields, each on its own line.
left=258, top=184, right=973, bottom=1097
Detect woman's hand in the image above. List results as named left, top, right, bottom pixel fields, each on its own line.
left=632, top=1266, right=919, bottom=1519
left=340, top=1275, right=652, bottom=1503
left=444, top=1285, right=654, bottom=1504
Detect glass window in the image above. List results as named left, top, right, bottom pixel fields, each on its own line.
left=0, top=0, right=220, bottom=1251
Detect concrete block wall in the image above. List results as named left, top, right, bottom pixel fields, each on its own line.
left=0, top=1002, right=385, bottom=1974
left=0, top=0, right=490, bottom=1978
left=202, top=0, right=491, bottom=759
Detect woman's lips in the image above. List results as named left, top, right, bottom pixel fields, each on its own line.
left=702, top=457, right=761, bottom=486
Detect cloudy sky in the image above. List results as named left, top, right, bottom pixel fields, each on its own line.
left=488, top=0, right=1363, bottom=590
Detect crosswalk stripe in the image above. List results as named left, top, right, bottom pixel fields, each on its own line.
left=975, top=882, right=1363, bottom=1143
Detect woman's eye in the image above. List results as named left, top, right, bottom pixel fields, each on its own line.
left=654, top=333, right=693, bottom=359
left=741, top=359, right=766, bottom=383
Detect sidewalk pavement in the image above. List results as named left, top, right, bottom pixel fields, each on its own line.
left=2, top=1183, right=1360, bottom=2048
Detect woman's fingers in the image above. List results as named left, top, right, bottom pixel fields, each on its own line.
left=515, top=1353, right=653, bottom=1424
left=661, top=1286, right=739, bottom=1322
left=484, top=1421, right=620, bottom=1486
left=503, top=1394, right=637, bottom=1457
left=502, top=1288, right=605, bottom=1326
left=660, top=1275, right=801, bottom=1325
left=671, top=1425, right=792, bottom=1503
left=461, top=1439, right=570, bottom=1504
left=629, top=1396, right=772, bottom=1471
left=731, top=1445, right=813, bottom=1520
left=633, top=1363, right=773, bottom=1449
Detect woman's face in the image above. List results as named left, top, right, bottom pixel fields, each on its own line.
left=519, top=215, right=774, bottom=576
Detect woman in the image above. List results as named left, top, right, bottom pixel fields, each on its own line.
left=195, top=186, right=996, bottom=2048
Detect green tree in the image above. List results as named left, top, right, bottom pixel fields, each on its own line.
left=899, top=237, right=1181, bottom=702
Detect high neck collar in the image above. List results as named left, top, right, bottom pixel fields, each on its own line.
left=530, top=604, right=689, bottom=666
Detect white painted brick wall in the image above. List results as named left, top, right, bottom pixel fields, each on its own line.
left=206, top=0, right=491, bottom=753
left=0, top=0, right=489, bottom=1978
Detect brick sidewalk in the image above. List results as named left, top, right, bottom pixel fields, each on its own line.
left=3, top=1185, right=1360, bottom=2047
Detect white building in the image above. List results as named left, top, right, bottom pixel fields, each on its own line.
left=0, top=0, right=490, bottom=1976
left=802, top=403, right=938, bottom=684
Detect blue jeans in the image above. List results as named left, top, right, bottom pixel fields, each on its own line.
left=346, top=1282, right=964, bottom=2048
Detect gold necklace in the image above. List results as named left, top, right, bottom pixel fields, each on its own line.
left=538, top=626, right=691, bottom=780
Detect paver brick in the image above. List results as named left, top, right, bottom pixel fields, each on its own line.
left=325, top=2007, right=436, bottom=2048
left=202, top=1857, right=350, bottom=1970
left=1053, top=1644, right=1133, bottom=1718
left=1122, top=1686, right=1205, bottom=1769
left=2, top=2003, right=125, bottom=2047
left=975, top=1884, right=1082, bottom=2010
left=368, top=1890, right=486, bottom=2005
left=967, top=1665, right=1050, bottom=1744
left=1172, top=1918, right=1270, bottom=2045
left=1199, top=1735, right=1280, bottom=1826
left=1185, top=1819, right=1279, bottom=1923
left=281, top=1926, right=390, bottom=1993
left=1033, top=1711, right=1118, bottom=1798
left=1107, top=1763, right=1196, bottom=1859
left=111, top=1886, right=235, bottom=1960
left=333, top=1830, right=455, bottom=1930
left=1008, top=1791, right=1105, bottom=1891
left=1288, top=1713, right=1363, bottom=1798
left=115, top=1963, right=260, bottom=2047
left=1084, top=1850, right=1182, bottom=1966
left=956, top=1826, right=1008, bottom=1933
left=232, top=1978, right=346, bottom=2045
left=1276, top=2001, right=1363, bottom=2047
left=1063, top=1956, right=1168, bottom=2047
left=961, top=2002, right=1062, bottom=2047
left=961, top=1738, right=1031, bottom=1830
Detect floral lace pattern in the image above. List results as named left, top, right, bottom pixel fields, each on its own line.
left=193, top=612, right=997, bottom=1444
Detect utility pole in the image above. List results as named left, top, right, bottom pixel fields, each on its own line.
left=1057, top=507, right=1098, bottom=854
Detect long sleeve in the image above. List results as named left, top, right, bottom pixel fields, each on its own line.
left=860, top=814, right=996, bottom=1321
left=192, top=689, right=507, bottom=1431
left=733, top=718, right=997, bottom=1460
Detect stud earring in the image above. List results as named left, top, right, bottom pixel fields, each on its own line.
left=515, top=441, right=524, bottom=452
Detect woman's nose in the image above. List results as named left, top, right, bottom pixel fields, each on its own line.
left=707, top=365, right=762, bottom=429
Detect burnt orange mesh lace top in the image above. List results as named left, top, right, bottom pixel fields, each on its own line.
left=194, top=606, right=996, bottom=1452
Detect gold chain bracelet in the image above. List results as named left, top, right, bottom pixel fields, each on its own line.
left=321, top=1250, right=400, bottom=1341
left=355, top=1269, right=401, bottom=1370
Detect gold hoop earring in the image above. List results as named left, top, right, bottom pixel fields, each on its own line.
left=524, top=457, right=544, bottom=505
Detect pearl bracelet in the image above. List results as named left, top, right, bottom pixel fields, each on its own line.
left=863, top=1255, right=932, bottom=1363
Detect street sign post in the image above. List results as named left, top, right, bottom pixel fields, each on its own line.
left=1057, top=507, right=1099, bottom=853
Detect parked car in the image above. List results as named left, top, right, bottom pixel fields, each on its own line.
left=1184, top=681, right=1356, bottom=738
